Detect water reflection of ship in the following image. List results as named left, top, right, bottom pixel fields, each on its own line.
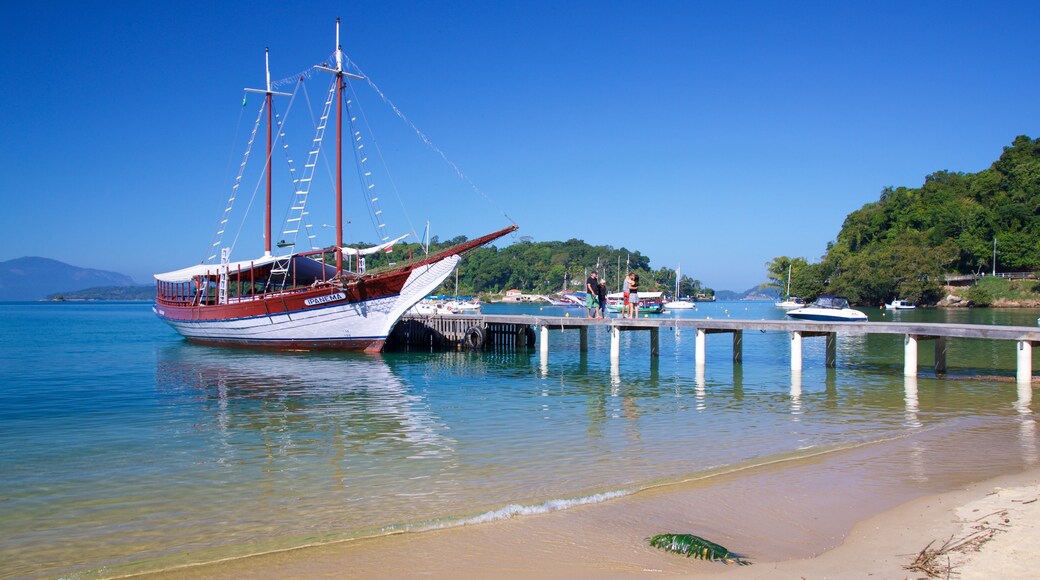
left=155, top=345, right=454, bottom=457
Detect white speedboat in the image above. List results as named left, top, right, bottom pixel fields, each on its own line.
left=885, top=299, right=915, bottom=310
left=786, top=295, right=868, bottom=322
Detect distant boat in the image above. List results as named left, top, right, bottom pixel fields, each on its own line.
left=407, top=295, right=481, bottom=316
left=774, top=264, right=804, bottom=308
left=606, top=291, right=665, bottom=314
left=442, top=299, right=481, bottom=314
left=885, top=299, right=916, bottom=310
left=558, top=292, right=587, bottom=307
left=502, top=290, right=551, bottom=303
left=775, top=297, right=807, bottom=308
left=786, top=295, right=868, bottom=322
left=664, top=264, right=695, bottom=310
left=153, top=21, right=516, bottom=352
left=443, top=268, right=482, bottom=313
left=407, top=298, right=443, bottom=316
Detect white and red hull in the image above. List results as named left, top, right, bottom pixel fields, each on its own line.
left=155, top=255, right=459, bottom=352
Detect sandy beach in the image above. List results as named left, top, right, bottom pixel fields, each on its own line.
left=719, top=469, right=1040, bottom=579
left=149, top=425, right=1040, bottom=580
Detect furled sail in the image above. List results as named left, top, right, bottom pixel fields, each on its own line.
left=340, top=233, right=410, bottom=256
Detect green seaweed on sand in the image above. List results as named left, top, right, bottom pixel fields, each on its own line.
left=646, top=533, right=751, bottom=565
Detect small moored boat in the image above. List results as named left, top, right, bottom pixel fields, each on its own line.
left=774, top=265, right=805, bottom=308
left=606, top=291, right=665, bottom=314
left=775, top=297, right=806, bottom=308
left=885, top=299, right=916, bottom=310
left=786, top=295, right=868, bottom=322
left=664, top=299, right=695, bottom=310
left=664, top=264, right=695, bottom=310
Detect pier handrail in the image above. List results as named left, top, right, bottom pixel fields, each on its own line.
left=400, top=313, right=1040, bottom=383
left=479, top=314, right=1040, bottom=341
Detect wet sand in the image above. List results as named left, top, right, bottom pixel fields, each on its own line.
left=719, top=469, right=1040, bottom=579
left=147, top=418, right=1038, bottom=579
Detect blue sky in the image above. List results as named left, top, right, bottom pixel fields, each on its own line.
left=2, top=1, right=1037, bottom=292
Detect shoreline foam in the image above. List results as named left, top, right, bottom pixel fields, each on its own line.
left=145, top=418, right=1038, bottom=579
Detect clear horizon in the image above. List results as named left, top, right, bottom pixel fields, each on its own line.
left=2, top=1, right=1037, bottom=291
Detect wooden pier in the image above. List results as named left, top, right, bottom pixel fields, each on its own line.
left=388, top=314, right=535, bottom=350
left=390, top=314, right=1040, bottom=384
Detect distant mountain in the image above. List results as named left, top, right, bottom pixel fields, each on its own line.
left=714, top=289, right=744, bottom=301
left=712, top=284, right=776, bottom=301
left=0, top=257, right=137, bottom=301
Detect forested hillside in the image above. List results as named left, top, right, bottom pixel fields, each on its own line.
left=768, top=136, right=1040, bottom=306
left=8, top=240, right=717, bottom=301
left=363, top=237, right=714, bottom=298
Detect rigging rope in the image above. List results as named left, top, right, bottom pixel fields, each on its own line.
left=205, top=100, right=266, bottom=263
left=207, top=100, right=250, bottom=264
left=345, top=81, right=420, bottom=249
left=346, top=96, right=390, bottom=244
left=203, top=49, right=518, bottom=267
left=344, top=56, right=517, bottom=228
left=273, top=79, right=314, bottom=254
left=228, top=82, right=301, bottom=262
left=296, top=78, right=330, bottom=250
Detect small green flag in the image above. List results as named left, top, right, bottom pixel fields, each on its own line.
left=242, top=95, right=247, bottom=107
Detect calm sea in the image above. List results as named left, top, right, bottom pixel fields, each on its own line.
left=1, top=300, right=1038, bottom=578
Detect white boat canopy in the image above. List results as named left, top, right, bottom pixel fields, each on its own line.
left=154, top=254, right=283, bottom=283
left=154, top=234, right=412, bottom=283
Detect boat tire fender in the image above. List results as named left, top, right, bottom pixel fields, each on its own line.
left=423, top=328, right=442, bottom=349
left=516, top=325, right=536, bottom=348
left=463, top=326, right=486, bottom=350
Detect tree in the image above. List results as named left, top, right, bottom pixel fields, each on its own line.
left=767, top=136, right=1040, bottom=305
left=765, top=256, right=814, bottom=298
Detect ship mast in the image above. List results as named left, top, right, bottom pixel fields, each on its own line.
left=315, top=18, right=364, bottom=275
left=244, top=48, right=291, bottom=257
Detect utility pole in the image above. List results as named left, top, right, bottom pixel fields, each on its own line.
left=993, top=238, right=997, bottom=276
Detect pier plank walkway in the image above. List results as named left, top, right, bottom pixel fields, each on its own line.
left=396, top=314, right=1040, bottom=384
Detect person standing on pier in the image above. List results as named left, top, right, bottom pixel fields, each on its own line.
left=622, top=274, right=631, bottom=318
left=628, top=274, right=640, bottom=318
left=586, top=271, right=600, bottom=318
left=597, top=278, right=608, bottom=318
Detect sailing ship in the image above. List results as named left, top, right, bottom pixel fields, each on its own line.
left=153, top=20, right=517, bottom=352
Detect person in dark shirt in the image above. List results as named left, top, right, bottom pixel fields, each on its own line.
left=597, top=278, right=608, bottom=318
left=585, top=271, right=600, bottom=318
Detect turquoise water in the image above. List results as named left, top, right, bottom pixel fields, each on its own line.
left=1, top=301, right=1037, bottom=578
